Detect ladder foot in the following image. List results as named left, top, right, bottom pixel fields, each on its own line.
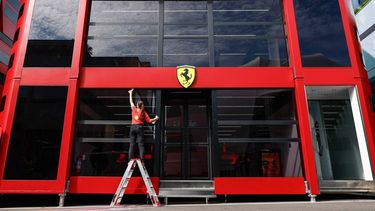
left=58, top=193, right=65, bottom=207
left=309, top=194, right=317, bottom=203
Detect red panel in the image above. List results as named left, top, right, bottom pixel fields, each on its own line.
left=20, top=68, right=70, bottom=85
left=214, top=177, right=306, bottom=195
left=80, top=67, right=295, bottom=88
left=69, top=176, right=159, bottom=194
left=0, top=181, right=62, bottom=194
left=302, top=68, right=357, bottom=85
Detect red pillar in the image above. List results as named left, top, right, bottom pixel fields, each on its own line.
left=0, top=0, right=34, bottom=179
left=57, top=0, right=90, bottom=192
left=283, top=0, right=319, bottom=195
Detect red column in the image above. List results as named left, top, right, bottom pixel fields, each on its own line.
left=0, top=0, right=33, bottom=179
left=56, top=0, right=90, bottom=192
left=283, top=0, right=319, bottom=195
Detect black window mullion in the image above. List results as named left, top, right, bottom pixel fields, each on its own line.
left=158, top=0, right=164, bottom=66
left=208, top=0, right=214, bottom=67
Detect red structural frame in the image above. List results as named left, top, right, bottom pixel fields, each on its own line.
left=0, top=0, right=374, bottom=196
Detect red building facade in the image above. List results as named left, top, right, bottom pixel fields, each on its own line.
left=0, top=0, right=374, bottom=203
left=0, top=0, right=20, bottom=93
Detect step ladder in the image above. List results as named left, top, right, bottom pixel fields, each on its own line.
left=110, top=159, right=160, bottom=207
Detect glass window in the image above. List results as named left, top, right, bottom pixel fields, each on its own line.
left=0, top=32, right=14, bottom=47
left=24, top=0, right=79, bottom=67
left=294, top=0, right=351, bottom=67
left=163, top=38, right=209, bottom=67
left=215, top=89, right=302, bottom=177
left=0, top=50, right=10, bottom=65
left=7, top=0, right=21, bottom=11
left=3, top=86, right=68, bottom=180
left=84, top=1, right=159, bottom=67
left=5, top=4, right=18, bottom=24
left=163, top=1, right=209, bottom=67
left=72, top=89, right=157, bottom=176
left=213, top=0, right=288, bottom=67
left=83, top=0, right=289, bottom=68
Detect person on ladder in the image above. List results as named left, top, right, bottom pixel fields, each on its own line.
left=128, top=89, right=159, bottom=163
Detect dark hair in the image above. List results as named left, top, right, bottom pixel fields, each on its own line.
left=136, top=100, right=144, bottom=109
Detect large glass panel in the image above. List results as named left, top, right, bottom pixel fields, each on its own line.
left=190, top=146, right=208, bottom=177
left=7, top=0, right=20, bottom=11
left=163, top=1, right=209, bottom=67
left=306, top=87, right=371, bottom=180
left=71, top=89, right=157, bottom=176
left=219, top=142, right=302, bottom=177
left=84, top=1, right=158, bottom=67
left=163, top=145, right=182, bottom=178
left=189, top=128, right=208, bottom=143
left=164, top=130, right=183, bottom=144
left=213, top=0, right=288, bottom=67
left=24, top=0, right=79, bottom=67
left=4, top=86, right=67, bottom=180
left=5, top=4, right=18, bottom=24
left=188, top=99, right=207, bottom=127
left=0, top=50, right=10, bottom=66
left=163, top=38, right=209, bottom=67
left=165, top=98, right=183, bottom=128
left=82, top=0, right=291, bottom=67
left=294, top=0, right=351, bottom=67
left=215, top=89, right=302, bottom=177
left=0, top=32, right=13, bottom=47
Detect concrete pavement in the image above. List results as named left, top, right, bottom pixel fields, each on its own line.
left=2, top=199, right=375, bottom=211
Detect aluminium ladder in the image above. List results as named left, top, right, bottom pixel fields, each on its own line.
left=110, top=159, right=160, bottom=207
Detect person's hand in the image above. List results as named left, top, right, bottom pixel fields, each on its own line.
left=151, top=115, right=159, bottom=124
left=128, top=89, right=134, bottom=94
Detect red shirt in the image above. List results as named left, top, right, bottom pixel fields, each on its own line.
left=131, top=106, right=152, bottom=125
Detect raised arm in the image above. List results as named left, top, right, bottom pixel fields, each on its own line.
left=128, top=89, right=135, bottom=107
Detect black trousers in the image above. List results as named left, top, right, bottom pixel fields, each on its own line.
left=128, top=124, right=144, bottom=160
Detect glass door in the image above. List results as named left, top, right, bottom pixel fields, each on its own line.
left=162, top=90, right=211, bottom=179
left=306, top=87, right=373, bottom=185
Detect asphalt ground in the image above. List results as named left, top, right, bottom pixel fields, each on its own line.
left=1, top=194, right=375, bottom=210
left=1, top=199, right=375, bottom=211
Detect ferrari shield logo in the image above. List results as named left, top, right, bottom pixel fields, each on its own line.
left=177, top=65, right=195, bottom=88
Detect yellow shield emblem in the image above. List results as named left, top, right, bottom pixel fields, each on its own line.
left=177, top=65, right=195, bottom=88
